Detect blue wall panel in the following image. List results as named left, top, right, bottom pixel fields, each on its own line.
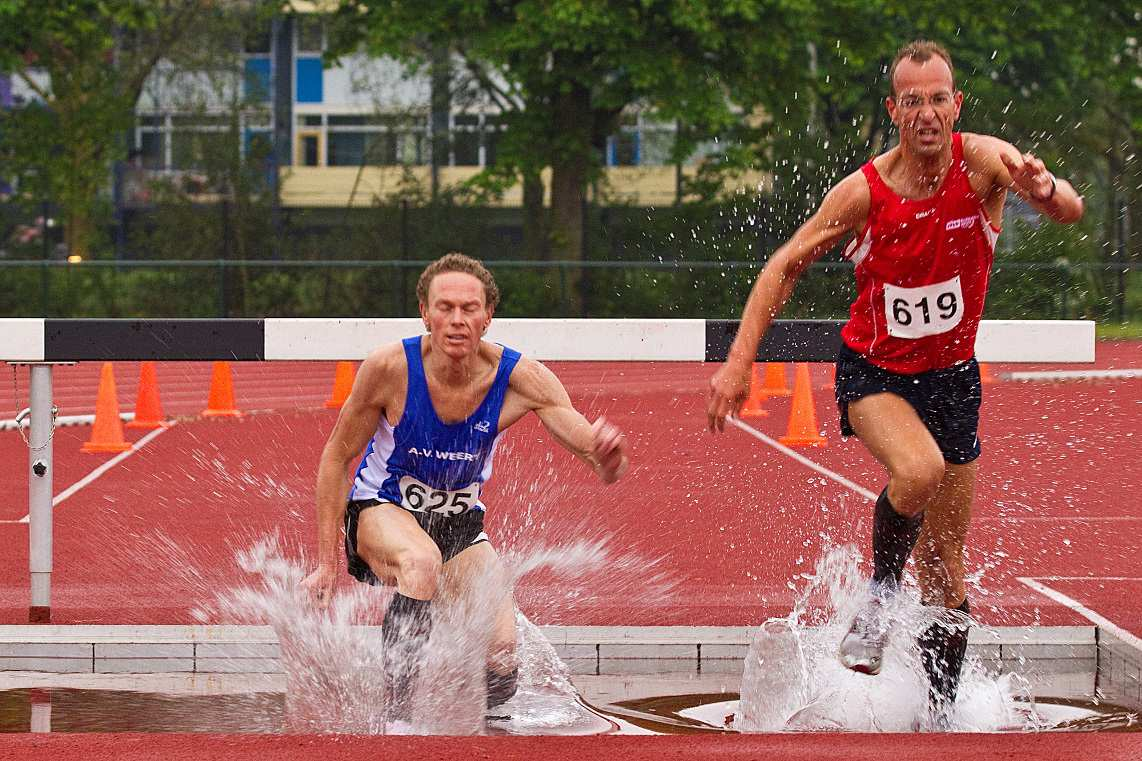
left=296, top=57, right=323, bottom=103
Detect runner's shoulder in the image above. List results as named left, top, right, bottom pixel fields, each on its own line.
left=359, top=341, right=410, bottom=388
left=507, top=355, right=565, bottom=408
left=961, top=132, right=1018, bottom=168
left=817, top=168, right=872, bottom=227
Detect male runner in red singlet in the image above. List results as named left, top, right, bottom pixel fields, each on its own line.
left=707, top=41, right=1084, bottom=722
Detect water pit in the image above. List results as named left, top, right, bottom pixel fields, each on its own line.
left=2, top=545, right=1139, bottom=735
left=1, top=625, right=1138, bottom=736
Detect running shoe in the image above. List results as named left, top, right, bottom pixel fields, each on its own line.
left=838, top=593, right=890, bottom=675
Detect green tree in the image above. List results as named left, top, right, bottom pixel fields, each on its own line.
left=329, top=0, right=811, bottom=311
left=0, top=1, right=231, bottom=259
left=753, top=0, right=1137, bottom=259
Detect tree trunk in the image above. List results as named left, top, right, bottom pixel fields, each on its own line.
left=62, top=134, right=100, bottom=261
left=549, top=79, right=592, bottom=315
left=521, top=170, right=547, bottom=260
left=430, top=46, right=451, bottom=199
left=64, top=206, right=91, bottom=261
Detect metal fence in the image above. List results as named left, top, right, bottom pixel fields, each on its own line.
left=0, top=259, right=1137, bottom=323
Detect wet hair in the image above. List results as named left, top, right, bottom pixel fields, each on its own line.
left=416, top=252, right=500, bottom=310
left=889, top=40, right=955, bottom=97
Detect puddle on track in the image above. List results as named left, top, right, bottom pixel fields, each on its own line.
left=0, top=688, right=1136, bottom=735
left=607, top=692, right=1141, bottom=734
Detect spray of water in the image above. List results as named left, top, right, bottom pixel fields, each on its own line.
left=737, top=544, right=1045, bottom=732
left=196, top=531, right=675, bottom=735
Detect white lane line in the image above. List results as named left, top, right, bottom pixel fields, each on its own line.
left=1030, top=576, right=1142, bottom=582
left=978, top=516, right=1142, bottom=522
left=0, top=412, right=135, bottom=431
left=1017, top=576, right=1142, bottom=651
left=1005, top=369, right=1142, bottom=381
left=728, top=419, right=1138, bottom=523
left=728, top=416, right=879, bottom=502
left=10, top=424, right=174, bottom=524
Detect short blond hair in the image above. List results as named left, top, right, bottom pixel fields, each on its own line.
left=889, top=40, right=955, bottom=97
left=416, top=252, right=500, bottom=310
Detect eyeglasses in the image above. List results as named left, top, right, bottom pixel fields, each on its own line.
left=894, top=92, right=955, bottom=110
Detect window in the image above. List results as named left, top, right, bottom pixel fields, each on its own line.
left=609, top=114, right=639, bottom=166
left=244, top=58, right=272, bottom=103
left=367, top=133, right=399, bottom=165
left=138, top=113, right=269, bottom=172
left=171, top=131, right=229, bottom=171
left=452, top=114, right=480, bottom=166
left=245, top=131, right=273, bottom=162
left=327, top=132, right=404, bottom=166
left=400, top=131, right=426, bottom=165
left=320, top=113, right=429, bottom=166
left=139, top=131, right=165, bottom=170
left=296, top=16, right=324, bottom=53
left=244, top=22, right=272, bottom=54
left=171, top=115, right=229, bottom=129
left=640, top=124, right=675, bottom=165
left=484, top=116, right=506, bottom=166
left=298, top=133, right=321, bottom=167
left=296, top=58, right=323, bottom=103
left=448, top=113, right=507, bottom=167
left=605, top=114, right=678, bottom=166
left=327, top=132, right=364, bottom=166
left=328, top=115, right=370, bottom=126
left=298, top=115, right=323, bottom=127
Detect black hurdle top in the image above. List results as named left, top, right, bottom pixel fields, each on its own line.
left=33, top=318, right=844, bottom=362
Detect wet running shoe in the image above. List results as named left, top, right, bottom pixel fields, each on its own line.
left=838, top=594, right=890, bottom=675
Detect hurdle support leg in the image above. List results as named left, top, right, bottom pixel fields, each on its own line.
left=27, top=364, right=54, bottom=623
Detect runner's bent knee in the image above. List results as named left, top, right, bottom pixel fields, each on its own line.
left=391, top=546, right=443, bottom=599
left=887, top=454, right=944, bottom=515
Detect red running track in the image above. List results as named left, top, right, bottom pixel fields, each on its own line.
left=0, top=342, right=1138, bottom=633
left=2, top=732, right=1140, bottom=760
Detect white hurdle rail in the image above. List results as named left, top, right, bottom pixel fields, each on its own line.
left=0, top=318, right=1096, bottom=623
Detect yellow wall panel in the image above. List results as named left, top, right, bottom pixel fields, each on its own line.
left=279, top=166, right=770, bottom=208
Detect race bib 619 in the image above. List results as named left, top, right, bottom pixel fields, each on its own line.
left=398, top=475, right=479, bottom=516
left=883, top=276, right=964, bottom=339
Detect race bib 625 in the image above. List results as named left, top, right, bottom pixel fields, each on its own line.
left=883, top=276, right=964, bottom=339
left=398, top=475, right=479, bottom=516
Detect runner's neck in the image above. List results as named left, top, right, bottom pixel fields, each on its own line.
left=423, top=341, right=492, bottom=388
left=884, top=144, right=954, bottom=199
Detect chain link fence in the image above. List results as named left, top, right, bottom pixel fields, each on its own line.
left=0, top=259, right=1136, bottom=323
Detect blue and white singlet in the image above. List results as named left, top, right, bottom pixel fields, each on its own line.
left=349, top=336, right=521, bottom=515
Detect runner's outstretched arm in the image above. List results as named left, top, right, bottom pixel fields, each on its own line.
left=998, top=148, right=1084, bottom=224
left=303, top=351, right=391, bottom=606
left=514, top=358, right=629, bottom=484
left=967, top=134, right=1084, bottom=225
left=707, top=172, right=869, bottom=431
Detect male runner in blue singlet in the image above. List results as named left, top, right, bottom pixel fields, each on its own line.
left=302, top=253, right=629, bottom=722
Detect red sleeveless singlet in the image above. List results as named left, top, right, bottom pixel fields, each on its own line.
left=840, top=132, right=999, bottom=374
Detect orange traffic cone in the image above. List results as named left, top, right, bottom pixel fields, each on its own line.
left=979, top=362, right=999, bottom=385
left=81, top=363, right=132, bottom=453
left=202, top=361, right=243, bottom=418
left=127, top=361, right=168, bottom=429
left=778, top=363, right=827, bottom=448
left=738, top=364, right=769, bottom=417
left=324, top=361, right=356, bottom=409
left=760, top=363, right=792, bottom=397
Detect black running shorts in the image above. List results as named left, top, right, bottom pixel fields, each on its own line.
left=344, top=499, right=489, bottom=586
left=834, top=343, right=983, bottom=465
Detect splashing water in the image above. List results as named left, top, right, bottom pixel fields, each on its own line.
left=737, top=545, right=1043, bottom=732
left=201, top=532, right=675, bottom=735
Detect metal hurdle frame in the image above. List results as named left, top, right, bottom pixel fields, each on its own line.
left=0, top=317, right=1095, bottom=622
